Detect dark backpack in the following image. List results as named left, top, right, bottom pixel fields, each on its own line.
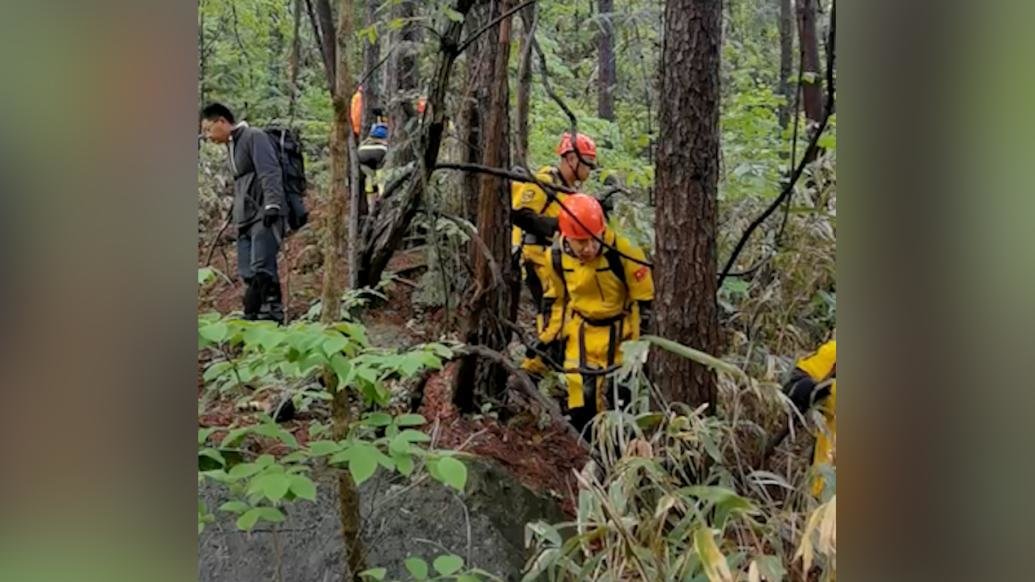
left=264, top=127, right=309, bottom=232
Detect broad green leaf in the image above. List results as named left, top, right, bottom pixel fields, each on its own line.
left=308, top=440, right=342, bottom=456
left=256, top=506, right=285, bottom=523
left=363, top=412, right=393, bottom=427
left=358, top=568, right=387, bottom=581
left=198, top=427, right=216, bottom=445
left=433, top=554, right=464, bottom=576
left=220, top=427, right=252, bottom=448
left=391, top=452, right=414, bottom=476
left=348, top=443, right=379, bottom=485
left=198, top=267, right=216, bottom=285
left=290, top=475, right=317, bottom=501
left=219, top=500, right=250, bottom=514
left=228, top=462, right=261, bottom=480
left=199, top=448, right=226, bottom=468
left=199, top=322, right=229, bottom=344
left=375, top=449, right=396, bottom=470
left=389, top=435, right=413, bottom=455
left=202, top=361, right=232, bottom=382
left=236, top=508, right=262, bottom=531
left=330, top=354, right=352, bottom=388
left=404, top=556, right=429, bottom=579
left=435, top=456, right=468, bottom=492
left=252, top=473, right=292, bottom=502
left=253, top=423, right=299, bottom=448
left=395, top=413, right=426, bottom=427
left=322, top=334, right=349, bottom=356
left=397, top=429, right=431, bottom=443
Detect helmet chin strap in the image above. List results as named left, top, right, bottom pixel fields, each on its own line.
left=560, top=156, right=583, bottom=188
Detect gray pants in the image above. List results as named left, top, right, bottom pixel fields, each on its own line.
left=237, top=220, right=284, bottom=322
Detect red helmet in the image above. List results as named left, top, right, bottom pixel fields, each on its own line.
left=556, top=132, right=597, bottom=164
left=558, top=194, right=606, bottom=240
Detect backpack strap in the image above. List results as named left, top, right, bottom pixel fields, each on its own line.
left=551, top=238, right=566, bottom=295
left=540, top=167, right=564, bottom=214
left=603, top=246, right=627, bottom=293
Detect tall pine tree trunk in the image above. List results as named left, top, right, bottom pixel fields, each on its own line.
left=597, top=0, right=616, bottom=121
left=458, top=0, right=491, bottom=223
left=777, top=0, right=794, bottom=129
left=454, top=0, right=513, bottom=412
left=650, top=0, right=721, bottom=411
left=797, top=0, right=822, bottom=125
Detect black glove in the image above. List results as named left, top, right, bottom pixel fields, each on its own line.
left=525, top=339, right=548, bottom=360
left=263, top=205, right=280, bottom=227
left=782, top=368, right=832, bottom=413
left=598, top=193, right=615, bottom=218
left=638, top=301, right=653, bottom=336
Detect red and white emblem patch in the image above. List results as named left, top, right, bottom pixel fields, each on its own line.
left=634, top=267, right=648, bottom=281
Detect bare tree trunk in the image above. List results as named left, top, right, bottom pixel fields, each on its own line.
left=361, top=0, right=383, bottom=137
left=315, top=0, right=337, bottom=91
left=797, top=0, right=822, bottom=124
left=312, top=0, right=364, bottom=578
left=458, top=0, right=491, bottom=223
left=597, top=0, right=616, bottom=121
left=386, top=0, right=419, bottom=168
left=514, top=3, right=535, bottom=165
left=454, top=0, right=514, bottom=412
left=355, top=0, right=382, bottom=225
left=777, top=0, right=794, bottom=129
left=650, top=0, right=721, bottom=411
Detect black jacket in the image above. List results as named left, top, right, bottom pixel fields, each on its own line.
left=228, top=124, right=285, bottom=228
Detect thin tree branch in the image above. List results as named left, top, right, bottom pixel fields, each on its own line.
left=451, top=344, right=587, bottom=447
left=529, top=37, right=596, bottom=172
left=434, top=162, right=654, bottom=268
left=304, top=0, right=335, bottom=95
left=356, top=43, right=398, bottom=88
left=439, top=213, right=504, bottom=299
left=456, top=0, right=537, bottom=55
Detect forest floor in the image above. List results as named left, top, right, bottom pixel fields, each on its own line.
left=198, top=233, right=588, bottom=515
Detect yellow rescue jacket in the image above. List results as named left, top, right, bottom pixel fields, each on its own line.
left=796, top=340, right=836, bottom=496
left=539, top=229, right=653, bottom=409
left=539, top=229, right=654, bottom=344
left=511, top=166, right=569, bottom=266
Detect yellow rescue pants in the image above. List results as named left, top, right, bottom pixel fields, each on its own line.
left=812, top=403, right=836, bottom=496
left=519, top=258, right=554, bottom=375
left=562, top=310, right=637, bottom=411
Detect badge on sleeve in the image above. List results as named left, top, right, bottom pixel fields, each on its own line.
left=521, top=189, right=536, bottom=204
left=634, top=266, right=649, bottom=281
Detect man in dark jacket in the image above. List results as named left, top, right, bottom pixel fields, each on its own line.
left=201, top=103, right=286, bottom=323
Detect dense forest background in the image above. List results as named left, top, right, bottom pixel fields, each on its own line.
left=197, top=0, right=836, bottom=579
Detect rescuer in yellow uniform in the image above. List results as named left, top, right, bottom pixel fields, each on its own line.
left=534, top=194, right=654, bottom=433
left=511, top=132, right=599, bottom=374
left=783, top=339, right=837, bottom=496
